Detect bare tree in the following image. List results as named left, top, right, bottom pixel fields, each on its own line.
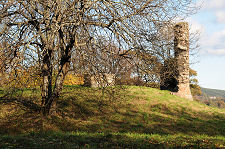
left=0, top=0, right=198, bottom=114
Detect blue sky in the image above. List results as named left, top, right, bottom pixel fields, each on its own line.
left=187, top=0, right=225, bottom=90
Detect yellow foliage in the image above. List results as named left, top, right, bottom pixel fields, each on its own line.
left=1, top=67, right=84, bottom=88
left=2, top=67, right=41, bottom=88
left=63, top=74, right=84, bottom=85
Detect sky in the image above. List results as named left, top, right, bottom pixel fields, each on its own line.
left=187, top=0, right=225, bottom=90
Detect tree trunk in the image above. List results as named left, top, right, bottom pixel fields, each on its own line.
left=41, top=31, right=74, bottom=115
left=53, top=36, right=74, bottom=100
left=41, top=55, right=71, bottom=115
left=54, top=58, right=70, bottom=98
left=41, top=50, right=53, bottom=115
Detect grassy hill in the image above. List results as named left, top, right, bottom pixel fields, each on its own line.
left=0, top=86, right=225, bottom=148
left=201, top=87, right=225, bottom=98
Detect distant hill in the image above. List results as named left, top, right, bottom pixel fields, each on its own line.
left=201, top=87, right=225, bottom=98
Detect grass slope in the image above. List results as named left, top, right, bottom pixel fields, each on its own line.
left=0, top=86, right=225, bottom=148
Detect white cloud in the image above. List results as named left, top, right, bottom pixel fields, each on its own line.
left=205, top=0, right=225, bottom=9
left=206, top=49, right=225, bottom=55
left=181, top=9, right=225, bottom=56
left=204, top=0, right=225, bottom=23
left=187, top=18, right=205, bottom=33
left=215, top=11, right=225, bottom=23
left=200, top=28, right=225, bottom=56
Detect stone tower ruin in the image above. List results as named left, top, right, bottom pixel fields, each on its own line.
left=174, top=22, right=193, bottom=100
left=161, top=22, right=193, bottom=100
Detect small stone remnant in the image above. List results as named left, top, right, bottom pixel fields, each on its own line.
left=174, top=22, right=193, bottom=100
left=83, top=73, right=115, bottom=87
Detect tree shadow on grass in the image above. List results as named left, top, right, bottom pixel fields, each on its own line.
left=0, top=87, right=225, bottom=137
left=0, top=97, right=43, bottom=134
left=50, top=95, right=225, bottom=136
left=0, top=97, right=41, bottom=112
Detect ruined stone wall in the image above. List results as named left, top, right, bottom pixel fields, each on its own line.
left=83, top=73, right=115, bottom=87
left=174, top=22, right=193, bottom=100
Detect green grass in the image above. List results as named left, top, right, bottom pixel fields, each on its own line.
left=0, top=86, right=225, bottom=148
left=0, top=132, right=225, bottom=149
